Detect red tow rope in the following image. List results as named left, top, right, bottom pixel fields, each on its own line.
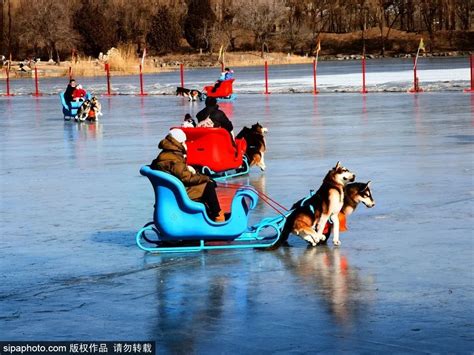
left=216, top=182, right=289, bottom=216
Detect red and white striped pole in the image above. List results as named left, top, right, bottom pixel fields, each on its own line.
left=264, top=61, right=270, bottom=94
left=105, top=63, right=111, bottom=96
left=464, top=54, right=474, bottom=93
left=361, top=56, right=368, bottom=94
left=33, top=66, right=40, bottom=96
left=180, top=63, right=184, bottom=88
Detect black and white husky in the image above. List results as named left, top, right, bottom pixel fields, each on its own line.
left=176, top=87, right=203, bottom=101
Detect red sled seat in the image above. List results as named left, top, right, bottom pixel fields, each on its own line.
left=204, top=79, right=235, bottom=98
left=180, top=127, right=246, bottom=173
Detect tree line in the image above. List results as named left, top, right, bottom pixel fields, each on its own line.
left=0, top=0, right=472, bottom=62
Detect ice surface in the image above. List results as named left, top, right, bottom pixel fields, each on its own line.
left=0, top=71, right=473, bottom=352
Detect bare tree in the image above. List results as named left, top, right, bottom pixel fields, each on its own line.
left=113, top=0, right=158, bottom=54
left=236, top=0, right=286, bottom=57
left=454, top=0, right=471, bottom=30
left=0, top=0, right=4, bottom=56
left=284, top=0, right=306, bottom=54
left=305, top=0, right=331, bottom=55
left=420, top=0, right=439, bottom=52
left=16, top=0, right=76, bottom=62
left=3, top=0, right=472, bottom=60
left=184, top=0, right=216, bottom=51
left=213, top=0, right=242, bottom=51
left=147, top=5, right=182, bottom=53
left=371, top=0, right=404, bottom=55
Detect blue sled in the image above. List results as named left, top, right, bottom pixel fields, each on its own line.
left=59, top=92, right=91, bottom=120
left=136, top=166, right=287, bottom=253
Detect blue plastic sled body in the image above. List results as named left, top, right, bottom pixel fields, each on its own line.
left=201, top=93, right=237, bottom=102
left=60, top=92, right=91, bottom=120
left=216, top=94, right=237, bottom=102
left=136, top=166, right=287, bottom=252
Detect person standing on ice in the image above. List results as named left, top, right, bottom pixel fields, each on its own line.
left=150, top=128, right=225, bottom=222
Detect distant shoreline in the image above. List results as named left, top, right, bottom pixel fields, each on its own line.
left=0, top=50, right=470, bottom=80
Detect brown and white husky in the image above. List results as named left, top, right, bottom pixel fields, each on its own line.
left=236, top=122, right=268, bottom=171
left=277, top=162, right=357, bottom=247
left=320, top=181, right=375, bottom=244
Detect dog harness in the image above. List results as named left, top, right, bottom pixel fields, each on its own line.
left=306, top=204, right=347, bottom=233
left=323, top=213, right=348, bottom=233
left=299, top=190, right=347, bottom=233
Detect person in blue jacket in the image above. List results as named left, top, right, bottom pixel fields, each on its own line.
left=212, top=68, right=234, bottom=93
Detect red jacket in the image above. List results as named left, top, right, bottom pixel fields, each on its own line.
left=72, top=88, right=87, bottom=99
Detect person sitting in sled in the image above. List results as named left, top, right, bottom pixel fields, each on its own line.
left=223, top=67, right=234, bottom=80
left=64, top=79, right=77, bottom=108
left=150, top=128, right=225, bottom=222
left=72, top=84, right=87, bottom=101
left=212, top=67, right=234, bottom=93
left=196, top=97, right=234, bottom=137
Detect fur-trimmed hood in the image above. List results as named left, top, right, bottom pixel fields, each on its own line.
left=151, top=134, right=209, bottom=201
left=158, top=134, right=186, bottom=155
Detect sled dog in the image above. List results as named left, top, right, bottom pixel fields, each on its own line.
left=89, top=96, right=102, bottom=121
left=278, top=162, right=356, bottom=247
left=176, top=87, right=203, bottom=101
left=76, top=100, right=92, bottom=122
left=236, top=122, right=268, bottom=171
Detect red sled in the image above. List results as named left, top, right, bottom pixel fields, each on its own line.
left=180, top=127, right=249, bottom=180
left=203, top=79, right=236, bottom=101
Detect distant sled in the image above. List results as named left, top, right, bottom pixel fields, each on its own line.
left=203, top=79, right=237, bottom=102
left=180, top=127, right=249, bottom=180
left=60, top=92, right=91, bottom=120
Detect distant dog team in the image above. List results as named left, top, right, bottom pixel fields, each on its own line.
left=176, top=87, right=203, bottom=102
left=76, top=96, right=102, bottom=122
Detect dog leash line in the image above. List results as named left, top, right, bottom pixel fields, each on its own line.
left=218, top=182, right=289, bottom=212
left=216, top=182, right=288, bottom=216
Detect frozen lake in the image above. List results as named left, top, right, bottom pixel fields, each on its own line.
left=1, top=67, right=473, bottom=353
